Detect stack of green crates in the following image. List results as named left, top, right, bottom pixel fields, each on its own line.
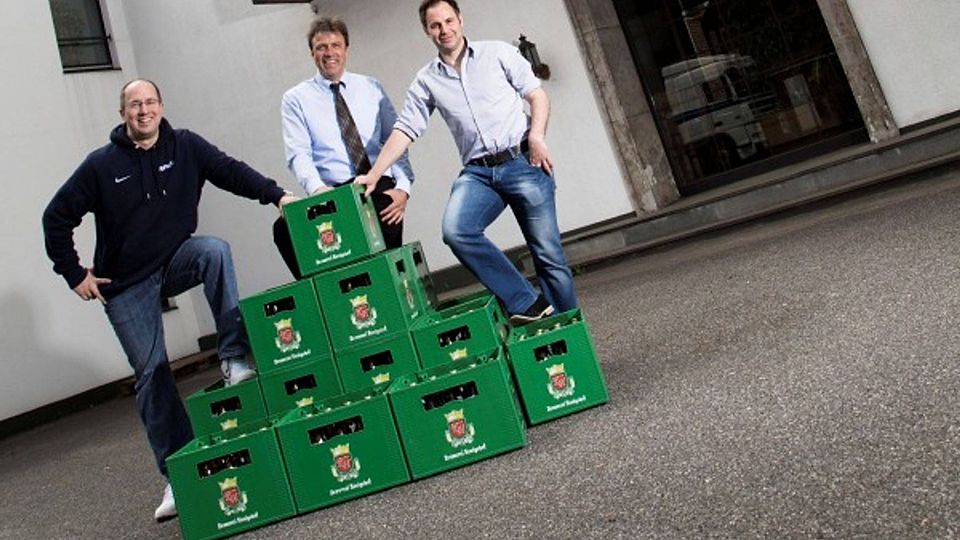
left=239, top=279, right=341, bottom=415
left=172, top=183, right=611, bottom=538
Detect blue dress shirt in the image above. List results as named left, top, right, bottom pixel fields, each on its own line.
left=282, top=71, right=414, bottom=194
left=394, top=40, right=541, bottom=165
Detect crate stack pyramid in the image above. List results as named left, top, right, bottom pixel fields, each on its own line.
left=167, top=184, right=610, bottom=540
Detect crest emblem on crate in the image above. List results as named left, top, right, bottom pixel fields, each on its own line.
left=372, top=373, right=391, bottom=385
left=316, top=221, right=342, bottom=253
left=444, top=409, right=475, bottom=447
left=330, top=443, right=361, bottom=482
left=220, top=418, right=239, bottom=431
left=274, top=318, right=302, bottom=352
left=350, top=295, right=378, bottom=329
left=449, top=348, right=469, bottom=361
left=546, top=363, right=576, bottom=399
left=218, top=477, right=248, bottom=516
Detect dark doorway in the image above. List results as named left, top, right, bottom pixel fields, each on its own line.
left=613, top=0, right=867, bottom=196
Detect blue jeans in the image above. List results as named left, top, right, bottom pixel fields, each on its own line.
left=442, top=154, right=578, bottom=315
left=104, top=236, right=249, bottom=476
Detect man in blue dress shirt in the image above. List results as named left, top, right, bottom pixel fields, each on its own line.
left=357, top=0, right=577, bottom=324
left=275, top=17, right=414, bottom=277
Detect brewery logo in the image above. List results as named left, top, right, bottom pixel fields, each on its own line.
left=350, top=295, right=378, bottom=329
left=371, top=373, right=391, bottom=385
left=218, top=477, right=248, bottom=516
left=546, top=363, right=576, bottom=399
left=220, top=418, right=239, bottom=431
left=274, top=318, right=302, bottom=353
left=449, top=348, right=469, bottom=361
left=316, top=221, right=342, bottom=253
left=444, top=409, right=475, bottom=448
left=330, top=444, right=361, bottom=482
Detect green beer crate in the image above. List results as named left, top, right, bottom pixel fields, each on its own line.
left=314, top=246, right=426, bottom=351
left=258, top=357, right=343, bottom=416
left=411, top=294, right=508, bottom=369
left=505, top=309, right=609, bottom=425
left=403, top=240, right=438, bottom=311
left=274, top=386, right=410, bottom=513
left=283, top=183, right=384, bottom=277
left=335, top=331, right=422, bottom=392
left=388, top=350, right=526, bottom=479
left=239, top=279, right=332, bottom=374
left=186, top=378, right=267, bottom=437
left=167, top=419, right=295, bottom=540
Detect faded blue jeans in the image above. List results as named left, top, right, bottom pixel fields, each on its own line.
left=441, top=154, right=578, bottom=315
left=104, top=236, right=249, bottom=476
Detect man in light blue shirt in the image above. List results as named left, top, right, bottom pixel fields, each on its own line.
left=358, top=0, right=577, bottom=324
left=274, top=17, right=414, bottom=277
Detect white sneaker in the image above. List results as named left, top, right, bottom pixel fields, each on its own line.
left=222, top=358, right=257, bottom=386
left=154, top=483, right=177, bottom=523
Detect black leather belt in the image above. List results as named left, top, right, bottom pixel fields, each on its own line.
left=467, top=140, right=529, bottom=167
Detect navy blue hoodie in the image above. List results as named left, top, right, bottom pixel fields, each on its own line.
left=42, top=118, right=285, bottom=298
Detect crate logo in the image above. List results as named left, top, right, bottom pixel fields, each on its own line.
left=444, top=409, right=475, bottom=447
left=350, top=295, right=378, bottom=329
left=218, top=477, right=248, bottom=516
left=546, top=363, right=576, bottom=399
left=372, top=373, right=391, bottom=385
left=317, top=221, right=342, bottom=253
left=330, top=443, right=361, bottom=482
left=220, top=418, right=239, bottom=431
left=274, top=318, right=302, bottom=352
left=295, top=396, right=314, bottom=408
left=449, top=348, right=469, bottom=361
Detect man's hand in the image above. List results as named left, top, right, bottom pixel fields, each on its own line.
left=310, top=185, right=333, bottom=196
left=380, top=189, right=409, bottom=226
left=528, top=136, right=554, bottom=176
left=279, top=194, right=300, bottom=208
left=354, top=174, right=379, bottom=197
left=73, top=269, right=111, bottom=304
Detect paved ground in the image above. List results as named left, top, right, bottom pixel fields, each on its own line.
left=2, top=166, right=960, bottom=539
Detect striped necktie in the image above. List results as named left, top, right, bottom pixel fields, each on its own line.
left=330, top=82, right=372, bottom=175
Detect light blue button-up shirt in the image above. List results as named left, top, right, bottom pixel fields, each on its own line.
left=395, top=40, right=541, bottom=165
left=282, top=71, right=414, bottom=194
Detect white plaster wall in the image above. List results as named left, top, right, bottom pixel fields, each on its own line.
left=0, top=0, right=206, bottom=421
left=848, top=0, right=960, bottom=127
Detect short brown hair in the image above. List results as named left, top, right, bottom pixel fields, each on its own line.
left=307, top=16, right=349, bottom=49
left=119, top=79, right=162, bottom=111
left=418, top=0, right=460, bottom=30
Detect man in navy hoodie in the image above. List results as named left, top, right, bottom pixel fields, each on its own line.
left=41, top=79, right=297, bottom=522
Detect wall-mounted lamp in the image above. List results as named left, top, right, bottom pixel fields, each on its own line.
left=518, top=35, right=551, bottom=80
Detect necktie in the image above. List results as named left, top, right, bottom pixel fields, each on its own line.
left=330, top=82, right=372, bottom=175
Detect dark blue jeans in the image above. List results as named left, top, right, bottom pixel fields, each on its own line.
left=104, top=236, right=249, bottom=476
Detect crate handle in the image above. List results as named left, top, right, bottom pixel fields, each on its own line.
left=308, top=415, right=365, bottom=445
left=196, top=449, right=252, bottom=478
left=412, top=248, right=424, bottom=266
left=534, top=339, right=568, bottom=362
left=209, top=396, right=242, bottom=416
left=284, top=374, right=317, bottom=395
left=263, top=295, right=296, bottom=317
left=360, top=350, right=395, bottom=372
left=306, top=200, right=337, bottom=220
left=420, top=381, right=479, bottom=411
left=395, top=259, right=408, bottom=276
left=437, top=325, right=471, bottom=347
left=339, top=272, right=372, bottom=293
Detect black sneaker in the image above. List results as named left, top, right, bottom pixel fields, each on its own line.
left=509, top=294, right=555, bottom=325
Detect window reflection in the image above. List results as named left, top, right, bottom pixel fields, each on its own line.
left=615, top=0, right=866, bottom=195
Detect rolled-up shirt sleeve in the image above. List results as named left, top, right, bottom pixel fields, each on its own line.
left=394, top=75, right=435, bottom=144
left=498, top=41, right=541, bottom=98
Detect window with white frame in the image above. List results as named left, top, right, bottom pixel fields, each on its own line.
left=49, top=0, right=116, bottom=72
